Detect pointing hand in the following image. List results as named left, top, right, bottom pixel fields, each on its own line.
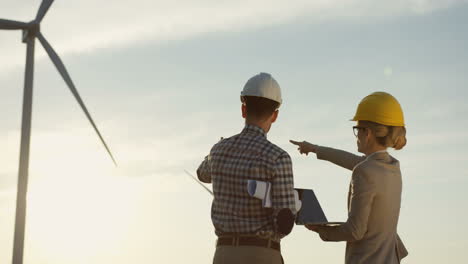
left=289, top=140, right=318, bottom=155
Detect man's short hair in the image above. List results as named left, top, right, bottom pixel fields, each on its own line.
left=242, top=96, right=280, bottom=120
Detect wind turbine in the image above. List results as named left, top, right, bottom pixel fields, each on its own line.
left=0, top=1, right=117, bottom=263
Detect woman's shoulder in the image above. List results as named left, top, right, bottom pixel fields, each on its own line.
left=353, top=154, right=400, bottom=182
left=351, top=161, right=383, bottom=188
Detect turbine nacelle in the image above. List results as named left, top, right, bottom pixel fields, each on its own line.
left=22, top=22, right=40, bottom=43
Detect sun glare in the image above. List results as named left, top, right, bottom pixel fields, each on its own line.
left=22, top=134, right=141, bottom=263
left=26, top=172, right=144, bottom=263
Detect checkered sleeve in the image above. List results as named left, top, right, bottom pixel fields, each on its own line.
left=197, top=155, right=212, bottom=183
left=271, top=152, right=296, bottom=213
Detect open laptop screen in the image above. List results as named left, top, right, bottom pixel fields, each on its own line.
left=295, top=188, right=328, bottom=225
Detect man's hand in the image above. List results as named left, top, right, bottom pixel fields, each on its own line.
left=289, top=140, right=318, bottom=155
left=276, top=209, right=295, bottom=236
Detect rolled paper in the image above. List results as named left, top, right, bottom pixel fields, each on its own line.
left=247, top=180, right=272, bottom=208
left=247, top=180, right=301, bottom=211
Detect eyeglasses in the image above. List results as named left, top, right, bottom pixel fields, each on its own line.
left=353, top=126, right=367, bottom=137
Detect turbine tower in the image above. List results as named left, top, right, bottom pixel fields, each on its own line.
left=0, top=1, right=117, bottom=263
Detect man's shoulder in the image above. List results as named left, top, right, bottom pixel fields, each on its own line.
left=209, top=132, right=290, bottom=159
left=210, top=133, right=239, bottom=151
left=265, top=140, right=289, bottom=159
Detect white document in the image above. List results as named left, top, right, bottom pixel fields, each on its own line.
left=247, top=180, right=272, bottom=207
left=247, top=180, right=301, bottom=211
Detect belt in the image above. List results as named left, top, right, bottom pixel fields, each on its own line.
left=217, top=236, right=281, bottom=252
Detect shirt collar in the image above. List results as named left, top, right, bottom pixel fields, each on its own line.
left=366, top=149, right=388, bottom=160
left=242, top=124, right=267, bottom=138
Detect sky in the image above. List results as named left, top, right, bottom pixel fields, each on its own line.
left=1, top=0, right=468, bottom=263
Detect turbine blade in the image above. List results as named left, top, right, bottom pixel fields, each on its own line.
left=37, top=32, right=117, bottom=166
left=0, top=19, right=28, bottom=30
left=184, top=170, right=213, bottom=196
left=36, top=0, right=54, bottom=23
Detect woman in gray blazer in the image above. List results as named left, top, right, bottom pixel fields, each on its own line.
left=290, top=92, right=408, bottom=264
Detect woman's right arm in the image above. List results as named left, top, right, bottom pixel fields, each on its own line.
left=290, top=140, right=365, bottom=171
left=316, top=146, right=365, bottom=171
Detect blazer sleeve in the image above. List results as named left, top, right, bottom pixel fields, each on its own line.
left=316, top=146, right=366, bottom=171
left=318, top=166, right=376, bottom=242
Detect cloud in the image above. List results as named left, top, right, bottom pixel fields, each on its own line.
left=408, top=131, right=468, bottom=147
left=1, top=0, right=467, bottom=73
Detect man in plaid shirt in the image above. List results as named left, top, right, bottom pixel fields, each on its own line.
left=197, top=73, right=297, bottom=264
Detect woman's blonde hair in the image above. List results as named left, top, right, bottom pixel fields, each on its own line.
left=360, top=121, right=407, bottom=150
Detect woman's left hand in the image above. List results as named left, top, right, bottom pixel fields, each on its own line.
left=305, top=224, right=320, bottom=233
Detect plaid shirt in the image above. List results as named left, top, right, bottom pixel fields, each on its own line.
left=197, top=124, right=296, bottom=241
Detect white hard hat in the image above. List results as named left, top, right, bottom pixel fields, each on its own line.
left=241, top=72, right=282, bottom=105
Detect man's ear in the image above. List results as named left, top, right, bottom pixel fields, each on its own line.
left=270, top=110, right=279, bottom=123
left=241, top=104, right=247, bottom=119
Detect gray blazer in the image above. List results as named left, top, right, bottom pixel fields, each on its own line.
left=315, top=146, right=408, bottom=264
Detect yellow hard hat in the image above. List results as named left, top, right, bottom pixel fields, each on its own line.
left=351, top=92, right=405, bottom=126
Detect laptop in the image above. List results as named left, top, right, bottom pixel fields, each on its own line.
left=295, top=188, right=343, bottom=227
